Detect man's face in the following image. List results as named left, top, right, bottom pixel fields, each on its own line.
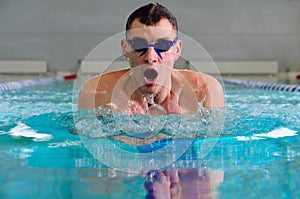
left=122, top=18, right=182, bottom=95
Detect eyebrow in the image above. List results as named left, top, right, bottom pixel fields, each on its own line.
left=128, top=36, right=173, bottom=42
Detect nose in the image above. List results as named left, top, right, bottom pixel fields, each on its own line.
left=144, top=47, right=159, bottom=64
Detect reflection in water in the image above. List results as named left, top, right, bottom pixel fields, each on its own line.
left=74, top=165, right=224, bottom=199
left=4, top=126, right=300, bottom=198
left=144, top=168, right=223, bottom=199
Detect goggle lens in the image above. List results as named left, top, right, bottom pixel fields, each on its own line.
left=127, top=37, right=178, bottom=55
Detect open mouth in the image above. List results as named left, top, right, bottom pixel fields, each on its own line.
left=144, top=69, right=158, bottom=86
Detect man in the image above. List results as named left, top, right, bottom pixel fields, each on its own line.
left=78, top=3, right=224, bottom=114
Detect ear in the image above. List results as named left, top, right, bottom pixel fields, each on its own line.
left=173, top=39, right=182, bottom=61
left=121, top=39, right=128, bottom=58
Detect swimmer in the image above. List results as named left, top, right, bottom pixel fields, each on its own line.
left=78, top=3, right=224, bottom=114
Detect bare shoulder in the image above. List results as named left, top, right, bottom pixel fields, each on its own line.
left=200, top=72, right=223, bottom=93
left=177, top=70, right=224, bottom=107
left=78, top=69, right=129, bottom=108
left=81, top=69, right=129, bottom=91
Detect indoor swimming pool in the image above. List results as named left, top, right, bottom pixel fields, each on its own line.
left=0, top=78, right=299, bottom=198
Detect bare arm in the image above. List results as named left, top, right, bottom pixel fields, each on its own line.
left=202, top=74, right=224, bottom=108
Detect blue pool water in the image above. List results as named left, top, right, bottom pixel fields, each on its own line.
left=0, top=80, right=299, bottom=198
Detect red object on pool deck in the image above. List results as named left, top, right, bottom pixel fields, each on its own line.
left=64, top=74, right=77, bottom=80
left=297, top=74, right=300, bottom=80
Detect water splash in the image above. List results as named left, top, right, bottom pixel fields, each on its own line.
left=7, top=122, right=53, bottom=142
left=74, top=104, right=225, bottom=140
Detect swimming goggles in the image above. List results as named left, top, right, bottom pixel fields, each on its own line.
left=126, top=36, right=178, bottom=59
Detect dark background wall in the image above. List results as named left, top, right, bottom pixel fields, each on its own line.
left=0, top=0, right=299, bottom=72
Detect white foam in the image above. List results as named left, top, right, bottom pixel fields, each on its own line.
left=236, top=136, right=264, bottom=141
left=8, top=122, right=53, bottom=142
left=236, top=127, right=297, bottom=141
left=254, top=127, right=297, bottom=138
left=48, top=140, right=81, bottom=148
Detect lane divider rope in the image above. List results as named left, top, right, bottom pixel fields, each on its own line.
left=0, top=74, right=77, bottom=92
left=223, top=78, right=300, bottom=92
left=3, top=75, right=298, bottom=93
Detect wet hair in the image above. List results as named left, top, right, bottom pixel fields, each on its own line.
left=126, top=3, right=178, bottom=32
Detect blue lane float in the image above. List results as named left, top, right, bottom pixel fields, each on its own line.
left=0, top=76, right=65, bottom=92
left=223, top=78, right=300, bottom=93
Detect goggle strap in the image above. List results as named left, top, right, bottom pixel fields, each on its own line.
left=172, top=37, right=178, bottom=46
left=139, top=48, right=163, bottom=60
left=154, top=48, right=163, bottom=59
left=139, top=49, right=147, bottom=57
